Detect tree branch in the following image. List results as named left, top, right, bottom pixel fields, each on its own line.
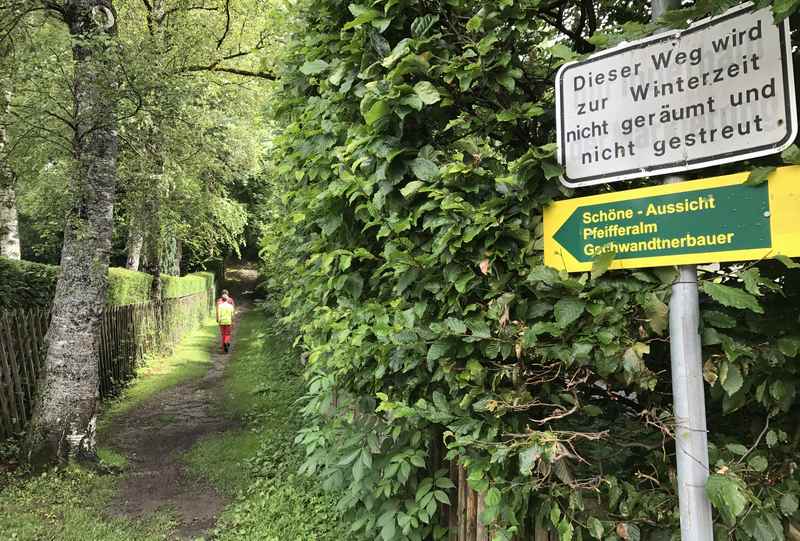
left=216, top=0, right=231, bottom=50
left=182, top=65, right=276, bottom=80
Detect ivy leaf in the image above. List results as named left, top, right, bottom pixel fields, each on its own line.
left=410, top=158, right=439, bottom=180
left=744, top=166, right=775, bottom=186
left=413, top=81, right=441, bottom=105
left=591, top=251, right=615, bottom=280
left=554, top=298, right=585, bottom=328
left=300, top=59, right=329, bottom=75
left=706, top=474, right=748, bottom=525
left=780, top=493, right=799, bottom=516
left=701, top=282, right=764, bottom=314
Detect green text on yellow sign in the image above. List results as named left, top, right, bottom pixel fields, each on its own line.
left=543, top=166, right=800, bottom=272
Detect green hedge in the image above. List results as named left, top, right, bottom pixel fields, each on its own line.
left=0, top=258, right=215, bottom=309
left=107, top=268, right=153, bottom=305
left=161, top=272, right=215, bottom=299
left=0, top=258, right=59, bottom=309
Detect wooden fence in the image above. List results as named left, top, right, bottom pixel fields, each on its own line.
left=0, top=290, right=213, bottom=439
left=445, top=463, right=558, bottom=541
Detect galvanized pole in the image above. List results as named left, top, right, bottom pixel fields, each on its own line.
left=652, top=1, right=714, bottom=539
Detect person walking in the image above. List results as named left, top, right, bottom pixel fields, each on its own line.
left=217, top=294, right=235, bottom=353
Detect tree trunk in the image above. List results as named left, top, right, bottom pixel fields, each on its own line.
left=27, top=0, right=118, bottom=465
left=0, top=187, right=19, bottom=260
left=0, top=77, right=20, bottom=260
left=126, top=227, right=143, bottom=270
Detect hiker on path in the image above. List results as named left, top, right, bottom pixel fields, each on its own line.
left=216, top=293, right=235, bottom=353
left=216, top=289, right=235, bottom=311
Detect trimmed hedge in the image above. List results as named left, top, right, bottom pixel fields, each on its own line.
left=0, top=258, right=59, bottom=309
left=107, top=268, right=153, bottom=306
left=161, top=272, right=215, bottom=299
left=0, top=258, right=215, bottom=309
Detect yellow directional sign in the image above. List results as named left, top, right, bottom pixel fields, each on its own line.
left=544, top=166, right=800, bottom=272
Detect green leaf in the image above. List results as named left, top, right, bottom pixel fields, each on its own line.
left=780, top=493, right=799, bottom=516
left=726, top=443, right=748, bottom=456
left=400, top=181, right=425, bottom=198
left=554, top=298, right=585, bottom=328
left=518, top=444, right=542, bottom=476
left=444, top=317, right=467, bottom=334
left=781, top=144, right=800, bottom=164
left=778, top=336, right=800, bottom=357
left=485, top=487, right=501, bottom=507
left=643, top=293, right=668, bottom=335
left=766, top=430, right=778, bottom=448
left=720, top=362, right=744, bottom=396
left=427, top=340, right=449, bottom=362
left=587, top=517, right=604, bottom=540
left=748, top=455, right=768, bottom=472
left=364, top=100, right=391, bottom=125
left=703, top=310, right=736, bottom=329
left=410, top=158, right=439, bottom=180
left=300, top=59, right=329, bottom=75
left=411, top=14, right=439, bottom=37
left=775, top=254, right=800, bottom=268
left=541, top=160, right=562, bottom=180
left=414, top=81, right=441, bottom=105
left=701, top=282, right=764, bottom=314
left=744, top=166, right=775, bottom=186
left=706, top=474, right=748, bottom=525
left=466, top=14, right=482, bottom=32
left=591, top=251, right=615, bottom=280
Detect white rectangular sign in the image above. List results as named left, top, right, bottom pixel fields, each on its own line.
left=555, top=3, right=797, bottom=187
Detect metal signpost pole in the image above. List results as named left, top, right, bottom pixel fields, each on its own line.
left=652, top=1, right=714, bottom=539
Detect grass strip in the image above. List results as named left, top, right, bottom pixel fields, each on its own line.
left=183, top=310, right=346, bottom=540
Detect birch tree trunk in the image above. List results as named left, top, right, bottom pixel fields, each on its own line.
left=0, top=187, right=20, bottom=259
left=126, top=227, right=143, bottom=270
left=0, top=78, right=20, bottom=260
left=28, top=0, right=118, bottom=465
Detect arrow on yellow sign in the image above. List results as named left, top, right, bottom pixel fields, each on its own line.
left=544, top=166, right=800, bottom=272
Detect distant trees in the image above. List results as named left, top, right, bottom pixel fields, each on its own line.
left=0, top=0, right=276, bottom=464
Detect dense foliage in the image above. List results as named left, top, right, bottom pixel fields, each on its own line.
left=0, top=258, right=214, bottom=309
left=257, top=1, right=800, bottom=540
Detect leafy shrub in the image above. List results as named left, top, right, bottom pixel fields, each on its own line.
left=0, top=257, right=59, bottom=309
left=161, top=272, right=215, bottom=299
left=0, top=258, right=214, bottom=309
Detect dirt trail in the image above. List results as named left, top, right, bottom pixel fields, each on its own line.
left=106, top=266, right=259, bottom=539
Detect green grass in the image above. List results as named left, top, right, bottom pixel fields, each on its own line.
left=0, top=467, right=174, bottom=541
left=99, top=318, right=218, bottom=430
left=0, top=318, right=220, bottom=541
left=97, top=448, right=128, bottom=470
left=183, top=311, right=347, bottom=541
